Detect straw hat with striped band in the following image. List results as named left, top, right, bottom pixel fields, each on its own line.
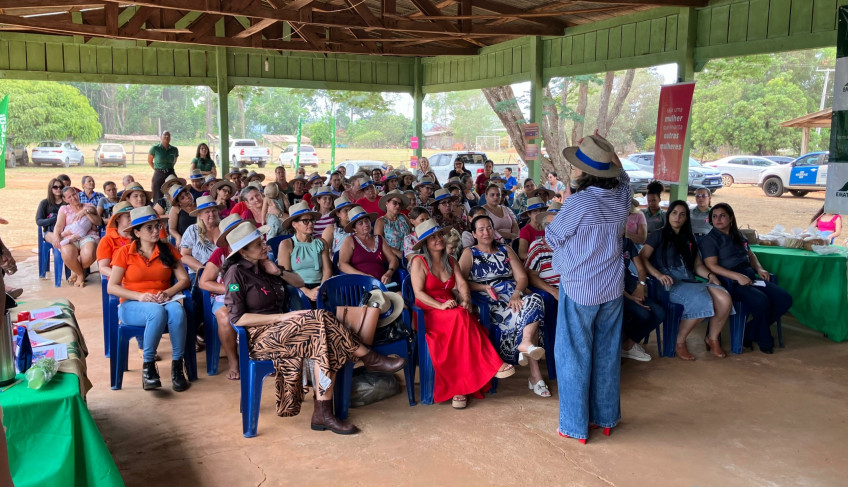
left=126, top=206, right=168, bottom=231
left=343, top=206, right=378, bottom=233
left=167, top=182, right=190, bottom=203
left=312, top=185, right=334, bottom=199
left=378, top=189, right=410, bottom=213
left=282, top=201, right=322, bottom=229
left=225, top=221, right=270, bottom=260
left=411, top=219, right=451, bottom=251
left=562, top=134, right=621, bottom=178
left=535, top=201, right=562, bottom=227
left=415, top=175, right=435, bottom=188
left=520, top=197, right=548, bottom=218
left=201, top=175, right=219, bottom=192
left=227, top=168, right=242, bottom=181
left=120, top=182, right=153, bottom=202
left=486, top=180, right=512, bottom=196
left=159, top=174, right=186, bottom=195
left=330, top=194, right=355, bottom=216
left=106, top=201, right=133, bottom=228
left=189, top=195, right=225, bottom=216
left=215, top=213, right=251, bottom=247
left=358, top=176, right=375, bottom=190
left=433, top=188, right=458, bottom=204
left=489, top=172, right=506, bottom=183
left=307, top=172, right=326, bottom=184
left=444, top=176, right=464, bottom=191
left=188, top=168, right=204, bottom=181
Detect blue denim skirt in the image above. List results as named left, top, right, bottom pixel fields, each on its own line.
left=668, top=281, right=720, bottom=320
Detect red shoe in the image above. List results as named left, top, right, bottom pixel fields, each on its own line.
left=589, top=423, right=612, bottom=436
left=557, top=429, right=587, bottom=444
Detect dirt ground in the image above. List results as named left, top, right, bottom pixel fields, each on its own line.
left=0, top=162, right=828, bottom=250
left=4, top=250, right=848, bottom=486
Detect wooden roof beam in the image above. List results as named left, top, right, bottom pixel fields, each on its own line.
left=471, top=0, right=567, bottom=29
left=579, top=0, right=708, bottom=6
left=234, top=17, right=276, bottom=38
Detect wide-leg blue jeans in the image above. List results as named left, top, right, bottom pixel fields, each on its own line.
left=555, top=288, right=623, bottom=439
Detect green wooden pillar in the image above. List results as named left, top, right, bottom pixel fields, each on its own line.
left=671, top=7, right=698, bottom=202
left=215, top=46, right=231, bottom=175
left=528, top=36, right=545, bottom=181
left=413, top=58, right=424, bottom=161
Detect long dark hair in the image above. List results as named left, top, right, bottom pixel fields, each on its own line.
left=811, top=205, right=825, bottom=224
left=46, top=177, right=63, bottom=203
left=708, top=202, right=745, bottom=246
left=575, top=173, right=620, bottom=192
left=195, top=143, right=211, bottom=160
left=659, top=200, right=698, bottom=270
left=130, top=228, right=179, bottom=269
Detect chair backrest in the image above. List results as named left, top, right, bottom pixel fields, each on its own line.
left=286, top=284, right=312, bottom=311
left=317, top=274, right=386, bottom=309
left=331, top=250, right=340, bottom=274
left=401, top=275, right=415, bottom=307
left=268, top=234, right=293, bottom=262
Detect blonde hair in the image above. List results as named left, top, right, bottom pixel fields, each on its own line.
left=264, top=182, right=280, bottom=199
left=197, top=217, right=209, bottom=245
left=446, top=228, right=461, bottom=248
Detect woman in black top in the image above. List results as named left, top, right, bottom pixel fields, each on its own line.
left=700, top=203, right=792, bottom=354
left=449, top=157, right=472, bottom=179
left=36, top=177, right=66, bottom=246
left=223, top=221, right=405, bottom=435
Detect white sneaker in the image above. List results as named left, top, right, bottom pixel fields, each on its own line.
left=621, top=343, right=652, bottom=362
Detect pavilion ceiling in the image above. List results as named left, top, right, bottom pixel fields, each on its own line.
left=0, top=0, right=708, bottom=56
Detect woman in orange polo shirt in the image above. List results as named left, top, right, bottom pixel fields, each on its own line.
left=96, top=201, right=133, bottom=278
left=108, top=206, right=191, bottom=392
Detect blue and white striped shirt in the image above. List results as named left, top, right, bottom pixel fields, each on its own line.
left=546, top=171, right=631, bottom=306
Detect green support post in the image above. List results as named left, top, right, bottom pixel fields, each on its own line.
left=330, top=116, right=336, bottom=171
left=671, top=7, right=698, bottom=202
left=295, top=118, right=302, bottom=170
left=528, top=36, right=545, bottom=182
left=413, top=58, right=424, bottom=162
left=215, top=46, right=231, bottom=175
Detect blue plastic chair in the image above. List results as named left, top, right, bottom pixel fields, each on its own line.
left=233, top=284, right=312, bottom=438
left=100, top=275, right=112, bottom=357
left=317, top=275, right=415, bottom=420
left=527, top=286, right=557, bottom=380
left=401, top=276, right=434, bottom=404
left=109, top=287, right=199, bottom=390
left=646, top=277, right=682, bottom=357
left=268, top=234, right=294, bottom=262
left=37, top=227, right=51, bottom=278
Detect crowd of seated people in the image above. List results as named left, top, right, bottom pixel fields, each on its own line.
left=22, top=154, right=794, bottom=435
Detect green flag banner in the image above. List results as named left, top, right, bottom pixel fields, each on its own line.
left=827, top=6, right=848, bottom=213
left=0, top=94, right=7, bottom=189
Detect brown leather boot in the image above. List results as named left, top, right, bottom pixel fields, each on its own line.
left=311, top=400, right=358, bottom=435
left=360, top=349, right=406, bottom=374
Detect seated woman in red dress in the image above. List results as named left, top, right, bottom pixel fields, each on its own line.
left=409, top=219, right=515, bottom=409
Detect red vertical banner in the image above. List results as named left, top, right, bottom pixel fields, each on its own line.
left=653, top=82, right=695, bottom=182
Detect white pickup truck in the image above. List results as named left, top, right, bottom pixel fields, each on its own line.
left=216, top=139, right=271, bottom=169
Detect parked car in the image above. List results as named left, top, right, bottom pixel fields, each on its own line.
left=334, top=160, right=386, bottom=177
left=627, top=152, right=722, bottom=193
left=215, top=139, right=270, bottom=169
left=426, top=151, right=489, bottom=183
left=706, top=155, right=778, bottom=186
left=621, top=158, right=654, bottom=195
left=758, top=151, right=828, bottom=198
left=31, top=141, right=85, bottom=167
left=763, top=155, right=795, bottom=164
left=94, top=143, right=127, bottom=167
left=4, top=142, right=27, bottom=168
left=278, top=144, right=318, bottom=168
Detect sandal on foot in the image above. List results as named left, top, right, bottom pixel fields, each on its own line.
left=452, top=395, right=467, bottom=409
left=528, top=379, right=551, bottom=398
left=675, top=342, right=695, bottom=361
left=494, top=363, right=515, bottom=379
left=517, top=345, right=545, bottom=366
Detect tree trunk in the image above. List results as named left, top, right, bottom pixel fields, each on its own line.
left=205, top=86, right=214, bottom=137
left=481, top=86, right=528, bottom=162
left=596, top=72, right=615, bottom=137
left=540, top=87, right=571, bottom=180
left=571, top=82, right=588, bottom=143
left=238, top=97, right=246, bottom=138
left=605, top=69, right=636, bottom=134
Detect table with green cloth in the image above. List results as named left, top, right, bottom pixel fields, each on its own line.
left=0, top=372, right=123, bottom=487
left=750, top=245, right=848, bottom=342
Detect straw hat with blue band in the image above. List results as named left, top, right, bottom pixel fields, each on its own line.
left=535, top=201, right=562, bottom=226
left=225, top=221, right=270, bottom=260
left=528, top=187, right=556, bottom=202
left=167, top=183, right=189, bottom=202
left=215, top=214, right=252, bottom=247
left=159, top=174, right=186, bottom=195
left=378, top=189, right=410, bottom=213
left=562, top=134, right=621, bottom=178
left=120, top=182, right=153, bottom=202
left=489, top=172, right=506, bottom=182
left=201, top=175, right=219, bottom=191
left=307, top=172, right=326, bottom=184
left=282, top=202, right=322, bottom=229
left=189, top=168, right=204, bottom=180
left=330, top=194, right=354, bottom=216
left=365, top=289, right=405, bottom=327
left=358, top=176, right=375, bottom=190
left=520, top=197, right=548, bottom=218
left=433, top=188, right=458, bottom=204
left=444, top=176, right=464, bottom=191
left=312, top=185, right=334, bottom=198
left=189, top=195, right=225, bottom=216
left=382, top=171, right=398, bottom=181
left=343, top=206, right=378, bottom=233
left=210, top=179, right=236, bottom=200
left=227, top=168, right=242, bottom=180
left=126, top=206, right=168, bottom=231
left=246, top=170, right=265, bottom=183
left=412, top=219, right=451, bottom=251
left=415, top=175, right=435, bottom=188
left=107, top=201, right=134, bottom=228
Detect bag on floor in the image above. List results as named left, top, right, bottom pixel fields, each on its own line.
left=350, top=368, right=400, bottom=408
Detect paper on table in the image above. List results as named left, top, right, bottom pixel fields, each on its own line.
left=25, top=319, right=69, bottom=333
left=32, top=343, right=68, bottom=362
left=27, top=306, right=64, bottom=320
left=26, top=330, right=56, bottom=348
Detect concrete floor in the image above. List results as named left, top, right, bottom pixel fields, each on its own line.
left=7, top=249, right=848, bottom=487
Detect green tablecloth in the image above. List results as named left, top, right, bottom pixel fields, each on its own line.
left=751, top=245, right=848, bottom=342
left=0, top=372, right=124, bottom=487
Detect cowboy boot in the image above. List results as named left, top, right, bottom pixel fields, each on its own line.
left=310, top=400, right=358, bottom=435
left=360, top=349, right=406, bottom=374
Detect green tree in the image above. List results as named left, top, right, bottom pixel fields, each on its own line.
left=304, top=118, right=332, bottom=147
left=0, top=80, right=101, bottom=143
left=346, top=112, right=412, bottom=147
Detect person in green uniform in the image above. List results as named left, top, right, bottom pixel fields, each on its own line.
left=148, top=131, right=179, bottom=202
left=191, top=142, right=217, bottom=178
